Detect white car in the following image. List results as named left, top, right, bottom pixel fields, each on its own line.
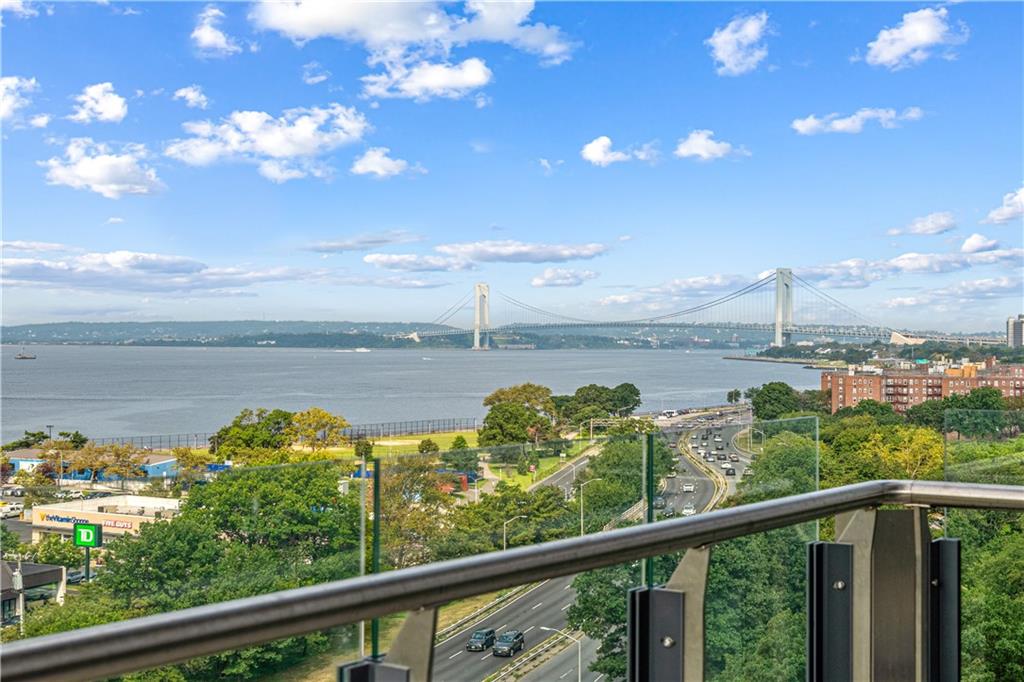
left=682, top=483, right=695, bottom=493
left=666, top=470, right=677, bottom=478
left=681, top=504, right=697, bottom=516
left=721, top=462, right=733, bottom=470
left=1, top=503, right=24, bottom=519
left=714, top=436, right=723, bottom=443
left=697, top=448, right=706, bottom=456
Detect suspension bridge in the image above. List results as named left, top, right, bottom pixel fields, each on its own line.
left=411, top=268, right=1002, bottom=349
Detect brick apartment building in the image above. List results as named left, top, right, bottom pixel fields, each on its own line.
left=822, top=363, right=1024, bottom=413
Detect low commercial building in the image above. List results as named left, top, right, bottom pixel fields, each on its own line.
left=822, top=363, right=1024, bottom=413
left=1, top=561, right=66, bottom=623
left=29, top=495, right=180, bottom=542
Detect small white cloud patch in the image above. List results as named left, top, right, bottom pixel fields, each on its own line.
left=706, top=12, right=770, bottom=76
left=173, top=85, right=209, bottom=109
left=792, top=107, right=922, bottom=135
left=350, top=147, right=423, bottom=178
left=674, top=130, right=743, bottom=161
left=531, top=268, right=598, bottom=287
left=0, top=75, right=38, bottom=120
left=981, top=186, right=1024, bottom=225
left=865, top=7, right=968, bottom=71
left=960, top=233, right=998, bottom=254
left=192, top=4, right=241, bottom=56
left=69, top=82, right=128, bottom=123
left=41, top=138, right=163, bottom=199
left=887, top=211, right=956, bottom=236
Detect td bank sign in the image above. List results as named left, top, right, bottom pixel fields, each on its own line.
left=73, top=523, right=103, bottom=548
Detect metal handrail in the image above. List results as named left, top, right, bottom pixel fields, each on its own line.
left=3, top=479, right=1023, bottom=682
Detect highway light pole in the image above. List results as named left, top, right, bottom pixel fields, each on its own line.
left=578, top=478, right=602, bottom=537
left=502, top=514, right=527, bottom=551
left=539, top=627, right=582, bottom=682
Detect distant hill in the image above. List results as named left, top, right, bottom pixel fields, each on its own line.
left=0, top=320, right=450, bottom=344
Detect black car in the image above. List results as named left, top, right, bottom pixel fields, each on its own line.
left=716, top=453, right=727, bottom=461
left=466, top=628, right=496, bottom=651
left=724, top=467, right=736, bottom=476
left=493, top=630, right=525, bottom=657
left=653, top=496, right=666, bottom=509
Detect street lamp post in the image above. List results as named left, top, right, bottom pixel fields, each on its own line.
left=502, top=514, right=527, bottom=551
left=539, top=626, right=582, bottom=682
left=578, top=478, right=603, bottom=536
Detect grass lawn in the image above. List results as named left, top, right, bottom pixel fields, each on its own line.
left=317, top=430, right=479, bottom=458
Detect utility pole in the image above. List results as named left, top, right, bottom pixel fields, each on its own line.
left=579, top=478, right=603, bottom=536
left=503, top=514, right=527, bottom=551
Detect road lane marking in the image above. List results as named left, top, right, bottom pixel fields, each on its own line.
left=481, top=653, right=493, bottom=660
left=531, top=602, right=543, bottom=610
left=561, top=603, right=571, bottom=611
left=594, top=675, right=605, bottom=681
left=563, top=584, right=571, bottom=590
left=448, top=651, right=463, bottom=660
left=496, top=623, right=508, bottom=632
left=524, top=626, right=534, bottom=633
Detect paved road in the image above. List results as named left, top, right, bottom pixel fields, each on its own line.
left=432, top=576, right=577, bottom=681
left=517, top=635, right=602, bottom=682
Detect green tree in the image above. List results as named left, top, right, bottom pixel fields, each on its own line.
left=2, top=431, right=48, bottom=451
left=905, top=398, right=945, bottom=431
left=26, top=534, right=84, bottom=569
left=354, top=438, right=374, bottom=459
left=726, top=389, right=742, bottom=404
left=751, top=382, right=800, bottom=420
left=483, top=383, right=556, bottom=418
left=171, top=447, right=213, bottom=489
left=212, top=408, right=294, bottom=454
left=440, top=435, right=479, bottom=473
left=286, top=407, right=349, bottom=452
left=57, top=431, right=89, bottom=449
left=610, top=383, right=642, bottom=415
left=450, top=435, right=469, bottom=450
left=417, top=438, right=440, bottom=454
left=2, top=522, right=23, bottom=556
left=478, top=403, right=547, bottom=447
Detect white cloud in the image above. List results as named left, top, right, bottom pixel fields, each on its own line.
left=981, top=186, right=1024, bottom=224
left=884, top=277, right=1022, bottom=309
left=41, top=138, right=163, bottom=199
left=1, top=248, right=447, bottom=295
left=1, top=240, right=71, bottom=253
left=705, top=12, right=770, bottom=76
left=0, top=76, right=38, bottom=120
left=362, top=58, right=492, bottom=101
left=436, top=240, right=608, bottom=263
left=794, top=248, right=1024, bottom=289
left=173, top=85, right=209, bottom=109
left=307, top=230, right=422, bottom=253
left=673, top=130, right=742, bottom=161
left=363, top=253, right=473, bottom=272
left=650, top=274, right=751, bottom=295
left=165, top=103, right=369, bottom=182
left=302, top=61, right=331, bottom=85
left=887, top=211, right=956, bottom=236
left=960, top=233, right=998, bottom=254
left=792, top=107, right=922, bottom=135
left=69, top=82, right=128, bottom=123
left=531, top=267, right=598, bottom=287
left=106, top=217, right=125, bottom=224
left=580, top=136, right=630, bottom=167
left=249, top=1, right=573, bottom=101
left=192, top=4, right=241, bottom=56
left=865, top=7, right=968, bottom=70
left=1, top=0, right=38, bottom=19
left=350, top=147, right=422, bottom=178
left=538, top=158, right=563, bottom=176
left=28, top=113, right=50, bottom=128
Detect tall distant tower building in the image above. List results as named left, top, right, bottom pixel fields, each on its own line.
left=1008, top=314, right=1024, bottom=348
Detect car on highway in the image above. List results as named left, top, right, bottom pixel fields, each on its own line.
left=720, top=462, right=733, bottom=470
left=466, top=628, right=496, bottom=651
left=697, top=448, right=706, bottom=456
left=714, top=436, right=722, bottom=442
left=725, top=467, right=737, bottom=476
left=682, top=483, right=695, bottom=493
left=662, top=506, right=676, bottom=518
left=666, top=470, right=677, bottom=478
left=728, top=453, right=739, bottom=462
left=653, top=496, right=666, bottom=509
left=716, top=444, right=725, bottom=451
left=717, top=453, right=727, bottom=461
left=705, top=455, right=715, bottom=463
left=742, top=468, right=754, bottom=478
left=681, top=504, right=696, bottom=516
left=493, top=630, right=525, bottom=657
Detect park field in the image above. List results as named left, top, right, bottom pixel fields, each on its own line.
left=320, top=430, right=480, bottom=458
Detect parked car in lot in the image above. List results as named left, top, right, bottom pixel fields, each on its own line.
left=1, top=502, right=24, bottom=518
left=681, top=504, right=697, bottom=516
left=66, top=569, right=86, bottom=585
left=682, top=483, right=695, bottom=493
left=493, top=630, right=525, bottom=657
left=466, top=628, right=496, bottom=651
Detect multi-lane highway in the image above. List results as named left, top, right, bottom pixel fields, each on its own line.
left=430, top=420, right=740, bottom=681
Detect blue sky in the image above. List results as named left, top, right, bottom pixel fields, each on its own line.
left=1, top=1, right=1021, bottom=332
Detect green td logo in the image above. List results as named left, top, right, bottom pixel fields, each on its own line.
left=73, top=523, right=103, bottom=548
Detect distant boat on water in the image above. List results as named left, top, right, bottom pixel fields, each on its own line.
left=14, top=346, right=36, bottom=360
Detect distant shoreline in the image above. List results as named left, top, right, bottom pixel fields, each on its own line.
left=723, top=355, right=842, bottom=370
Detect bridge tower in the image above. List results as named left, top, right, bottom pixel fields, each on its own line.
left=774, top=268, right=794, bottom=346
left=473, top=282, right=490, bottom=350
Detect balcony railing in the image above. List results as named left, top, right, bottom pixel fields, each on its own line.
left=3, top=479, right=1024, bottom=682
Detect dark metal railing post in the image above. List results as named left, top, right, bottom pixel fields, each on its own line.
left=644, top=432, right=655, bottom=587
left=929, top=538, right=960, bottom=682
left=807, top=542, right=853, bottom=682
left=371, top=457, right=382, bottom=660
